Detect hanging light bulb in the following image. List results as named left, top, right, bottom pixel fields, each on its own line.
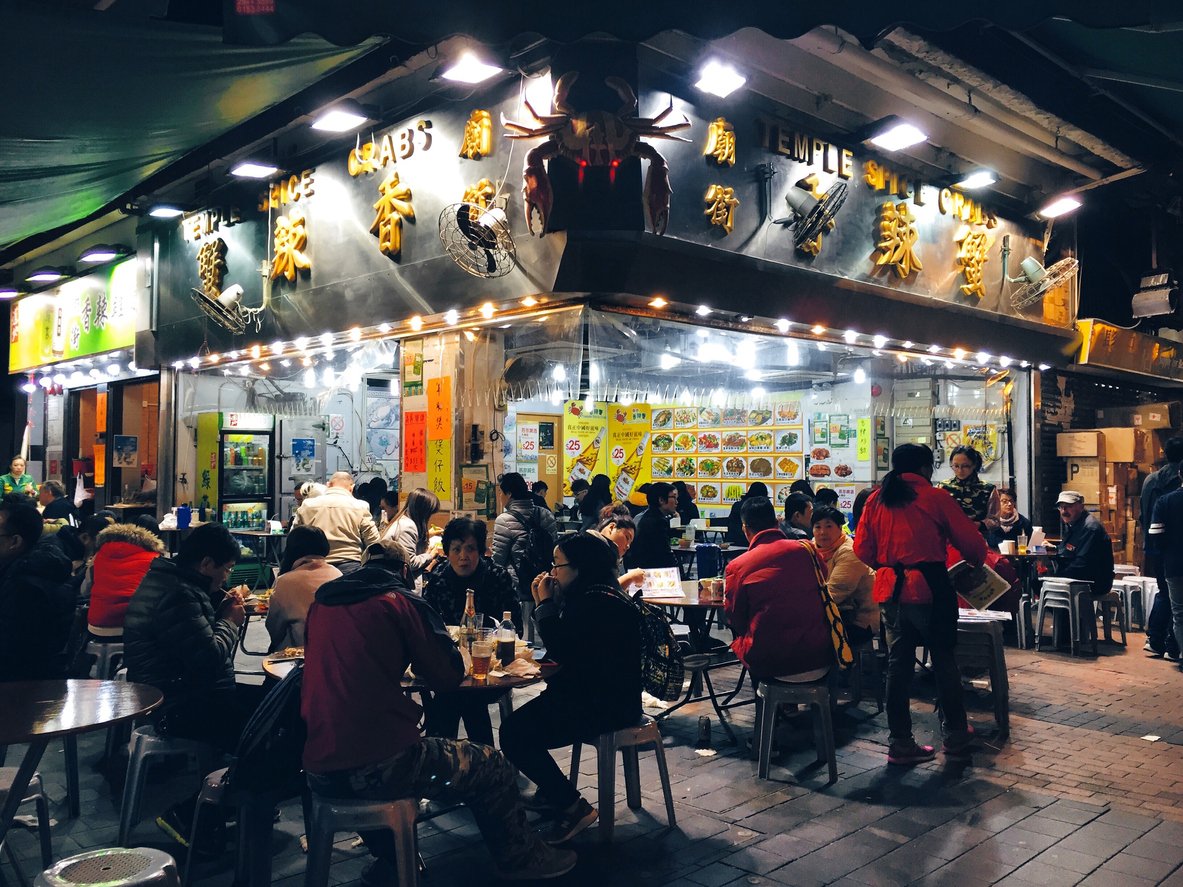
left=303, top=369, right=317, bottom=388
left=853, top=366, right=867, bottom=384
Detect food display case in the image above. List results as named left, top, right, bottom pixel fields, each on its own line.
left=195, top=412, right=275, bottom=529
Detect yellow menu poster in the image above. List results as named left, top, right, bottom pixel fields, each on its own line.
left=561, top=400, right=608, bottom=495
left=607, top=403, right=652, bottom=502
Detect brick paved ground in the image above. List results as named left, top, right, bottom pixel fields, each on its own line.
left=3, top=623, right=1182, bottom=886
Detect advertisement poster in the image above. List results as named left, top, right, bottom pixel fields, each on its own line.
left=426, top=438, right=452, bottom=502
left=402, top=338, right=424, bottom=397
left=365, top=392, right=400, bottom=467
left=607, top=403, right=652, bottom=502
left=404, top=411, right=427, bottom=472
left=112, top=435, right=138, bottom=468
left=460, top=464, right=489, bottom=511
left=292, top=438, right=316, bottom=473
left=93, top=443, right=106, bottom=487
left=427, top=375, right=452, bottom=440
left=561, top=400, right=608, bottom=495
left=517, top=422, right=539, bottom=462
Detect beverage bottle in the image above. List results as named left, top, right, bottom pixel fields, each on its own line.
left=497, top=610, right=517, bottom=664
left=461, top=589, right=478, bottom=650
left=568, top=427, right=606, bottom=487
left=198, top=495, right=208, bottom=522
left=613, top=432, right=651, bottom=501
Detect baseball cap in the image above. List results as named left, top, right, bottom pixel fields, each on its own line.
left=1056, top=490, right=1084, bottom=505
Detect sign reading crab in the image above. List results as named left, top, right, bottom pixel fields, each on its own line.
left=503, top=72, right=690, bottom=236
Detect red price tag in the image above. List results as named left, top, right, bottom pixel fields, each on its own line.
left=565, top=439, right=582, bottom=453
left=521, top=440, right=536, bottom=451
left=611, top=447, right=625, bottom=460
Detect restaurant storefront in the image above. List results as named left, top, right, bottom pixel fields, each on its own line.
left=144, top=42, right=1081, bottom=528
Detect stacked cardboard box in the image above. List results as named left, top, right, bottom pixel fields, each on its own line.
left=1056, top=428, right=1150, bottom=565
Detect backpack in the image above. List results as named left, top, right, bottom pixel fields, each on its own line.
left=224, top=664, right=307, bottom=794
left=629, top=590, right=686, bottom=701
left=512, top=507, right=555, bottom=597
left=799, top=541, right=854, bottom=670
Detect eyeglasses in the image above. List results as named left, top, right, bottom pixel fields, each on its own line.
left=552, top=561, right=573, bottom=570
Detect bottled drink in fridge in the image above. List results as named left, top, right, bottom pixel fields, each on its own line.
left=497, top=610, right=516, bottom=664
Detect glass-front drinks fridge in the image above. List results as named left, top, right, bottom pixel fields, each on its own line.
left=195, top=411, right=275, bottom=530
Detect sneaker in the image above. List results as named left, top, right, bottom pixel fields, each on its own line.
left=1144, top=640, right=1165, bottom=658
left=887, top=741, right=936, bottom=766
left=542, top=798, right=597, bottom=844
left=1166, top=651, right=1182, bottom=663
left=942, top=734, right=974, bottom=760
left=497, top=842, right=578, bottom=880
left=521, top=789, right=562, bottom=813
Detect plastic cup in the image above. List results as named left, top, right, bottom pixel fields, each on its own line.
left=471, top=639, right=493, bottom=682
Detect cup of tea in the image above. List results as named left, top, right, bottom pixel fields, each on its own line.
left=698, top=578, right=713, bottom=596
left=998, top=540, right=1016, bottom=555
left=679, top=538, right=691, bottom=549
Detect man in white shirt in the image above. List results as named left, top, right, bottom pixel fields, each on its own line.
left=292, top=472, right=379, bottom=566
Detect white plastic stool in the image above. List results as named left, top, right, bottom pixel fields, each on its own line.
left=35, top=848, right=180, bottom=886
left=755, top=672, right=838, bottom=785
left=567, top=715, right=677, bottom=843
left=0, top=768, right=53, bottom=869
left=118, top=727, right=215, bottom=846
left=85, top=640, right=125, bottom=679
left=304, top=796, right=419, bottom=887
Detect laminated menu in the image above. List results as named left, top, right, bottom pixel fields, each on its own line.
left=948, top=561, right=1013, bottom=611
left=640, top=567, right=683, bottom=599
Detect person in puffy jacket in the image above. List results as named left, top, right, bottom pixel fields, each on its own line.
left=854, top=444, right=986, bottom=766
left=87, top=522, right=164, bottom=639
left=491, top=473, right=556, bottom=641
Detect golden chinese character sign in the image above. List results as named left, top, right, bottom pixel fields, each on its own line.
left=196, top=238, right=227, bottom=296
left=954, top=226, right=990, bottom=300
left=347, top=121, right=432, bottom=261
left=371, top=172, right=414, bottom=258
left=703, top=117, right=736, bottom=167
left=459, top=110, right=493, bottom=160
left=704, top=184, right=739, bottom=234
left=270, top=207, right=311, bottom=282
left=874, top=201, right=922, bottom=279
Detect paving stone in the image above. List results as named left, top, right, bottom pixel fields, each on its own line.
left=1097, top=851, right=1179, bottom=881
left=1006, top=858, right=1088, bottom=886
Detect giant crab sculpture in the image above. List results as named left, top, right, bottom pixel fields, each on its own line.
left=503, top=72, right=691, bottom=236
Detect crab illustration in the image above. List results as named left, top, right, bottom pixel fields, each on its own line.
left=503, top=71, right=691, bottom=236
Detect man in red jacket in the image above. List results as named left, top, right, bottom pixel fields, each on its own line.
left=724, top=497, right=833, bottom=683
left=301, top=540, right=576, bottom=885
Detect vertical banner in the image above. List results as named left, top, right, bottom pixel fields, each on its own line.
left=561, top=400, right=608, bottom=495
left=93, top=443, right=106, bottom=488
left=607, top=403, right=652, bottom=502
left=427, top=376, right=453, bottom=439
left=426, top=438, right=453, bottom=502
left=856, top=418, right=872, bottom=462
left=404, top=411, right=427, bottom=472
left=402, top=338, right=424, bottom=396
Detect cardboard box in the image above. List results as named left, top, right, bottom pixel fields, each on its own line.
left=1097, top=427, right=1148, bottom=463
left=1096, top=402, right=1182, bottom=431
left=1056, top=431, right=1106, bottom=458
left=1063, top=479, right=1104, bottom=504
left=1065, top=457, right=1100, bottom=485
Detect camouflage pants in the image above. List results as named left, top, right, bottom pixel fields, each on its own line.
left=306, top=738, right=538, bottom=869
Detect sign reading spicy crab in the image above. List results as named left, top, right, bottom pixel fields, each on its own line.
left=503, top=72, right=691, bottom=236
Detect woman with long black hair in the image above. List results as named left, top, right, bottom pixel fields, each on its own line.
left=499, top=532, right=641, bottom=844
left=854, top=444, right=986, bottom=765
left=577, top=474, right=613, bottom=530
left=386, top=488, right=442, bottom=576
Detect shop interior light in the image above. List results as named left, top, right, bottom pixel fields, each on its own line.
left=1038, top=363, right=1051, bottom=371
left=280, top=359, right=292, bottom=368
left=811, top=325, right=825, bottom=335
left=188, top=356, right=201, bottom=368
left=311, top=100, right=372, bottom=133
left=319, top=332, right=334, bottom=348
left=1020, top=360, right=1030, bottom=368
left=148, top=205, right=184, bottom=219
left=377, top=323, right=391, bottom=334
left=1038, top=195, right=1082, bottom=218
left=480, top=302, right=495, bottom=319
left=0, top=285, right=20, bottom=299
left=976, top=351, right=991, bottom=364
left=20, top=376, right=36, bottom=394
left=902, top=340, right=914, bottom=349
left=863, top=117, right=927, bottom=152
left=897, top=353, right=908, bottom=363
left=738, top=315, right=753, bottom=323
left=79, top=244, right=129, bottom=263
left=349, top=327, right=362, bottom=342
left=750, top=386, right=766, bottom=399
left=659, top=352, right=681, bottom=371
left=521, top=296, right=538, bottom=308
left=648, top=296, right=667, bottom=309
left=323, top=367, right=336, bottom=386
left=695, top=305, right=712, bottom=316
left=440, top=52, right=504, bottom=84
left=953, top=348, right=967, bottom=360
left=844, top=330, right=859, bottom=344
left=444, top=309, right=460, bottom=325
left=999, top=355, right=1012, bottom=367
left=271, top=341, right=286, bottom=355
left=26, top=267, right=65, bottom=283
left=816, top=341, right=828, bottom=351
left=258, top=362, right=271, bottom=372
left=695, top=60, right=747, bottom=98
left=853, top=366, right=867, bottom=384
left=249, top=344, right=262, bottom=359
left=53, top=374, right=65, bottom=385
left=551, top=364, right=567, bottom=382
left=786, top=342, right=801, bottom=366
left=954, top=169, right=997, bottom=190
left=464, top=330, right=477, bottom=342
left=775, top=318, right=790, bottom=333
left=106, top=364, right=120, bottom=375
left=230, top=160, right=281, bottom=179
left=928, top=344, right=941, bottom=353
left=409, top=316, right=423, bottom=331
left=872, top=334, right=888, bottom=349
left=292, top=336, right=309, bottom=352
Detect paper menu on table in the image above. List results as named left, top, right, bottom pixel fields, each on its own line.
left=640, top=567, right=682, bottom=598
left=948, top=561, right=1012, bottom=611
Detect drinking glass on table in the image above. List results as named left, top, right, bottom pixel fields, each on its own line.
left=471, top=630, right=495, bottom=683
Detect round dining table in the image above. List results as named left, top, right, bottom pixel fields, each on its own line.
left=262, top=652, right=553, bottom=690
left=0, top=679, right=163, bottom=847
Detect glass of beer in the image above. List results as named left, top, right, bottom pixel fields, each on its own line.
left=471, top=632, right=494, bottom=683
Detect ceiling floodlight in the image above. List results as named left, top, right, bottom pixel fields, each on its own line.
left=1038, top=196, right=1082, bottom=219
left=148, top=205, right=184, bottom=218
left=0, top=285, right=20, bottom=300
left=440, top=52, right=504, bottom=84
left=955, top=169, right=997, bottom=190
left=79, top=244, right=129, bottom=263
left=695, top=60, right=746, bottom=98
left=864, top=117, right=927, bottom=152
left=26, top=267, right=65, bottom=283
left=230, top=160, right=281, bottom=179
left=311, top=100, right=371, bottom=132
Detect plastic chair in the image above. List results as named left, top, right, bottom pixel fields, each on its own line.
left=85, top=640, right=125, bottom=680
left=849, top=640, right=884, bottom=712
left=1035, top=579, right=1093, bottom=656
left=35, top=848, right=180, bottom=886
left=1111, top=580, right=1141, bottom=633
left=118, top=726, right=215, bottom=846
left=1113, top=565, right=1140, bottom=578
left=567, top=715, right=677, bottom=842
left=754, top=671, right=837, bottom=785
left=955, top=621, right=1010, bottom=739
left=1096, top=590, right=1129, bottom=645
left=0, top=768, right=53, bottom=869
left=304, top=795, right=419, bottom=887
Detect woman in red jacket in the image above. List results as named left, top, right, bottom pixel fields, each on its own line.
left=854, top=444, right=986, bottom=765
left=87, top=522, right=164, bottom=638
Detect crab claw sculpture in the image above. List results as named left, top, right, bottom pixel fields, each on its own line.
left=503, top=72, right=690, bottom=236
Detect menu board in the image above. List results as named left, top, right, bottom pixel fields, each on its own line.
left=648, top=399, right=804, bottom=505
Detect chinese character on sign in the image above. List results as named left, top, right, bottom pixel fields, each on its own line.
left=462, top=178, right=496, bottom=211
left=874, top=201, right=923, bottom=278
left=703, top=117, right=736, bottom=167
left=270, top=208, right=311, bottom=282
left=954, top=226, right=990, bottom=300
left=459, top=110, right=493, bottom=160
left=201, top=469, right=211, bottom=490
left=93, top=292, right=108, bottom=330
left=704, top=184, right=739, bottom=234
left=371, top=171, right=415, bottom=258
left=197, top=238, right=228, bottom=296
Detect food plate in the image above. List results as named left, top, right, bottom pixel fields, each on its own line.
left=775, top=455, right=802, bottom=480
left=673, top=408, right=698, bottom=428
left=748, top=456, right=774, bottom=478
left=697, top=432, right=721, bottom=452
left=775, top=401, right=802, bottom=425
left=776, top=430, right=800, bottom=451
left=721, top=431, right=747, bottom=452
left=722, top=456, right=747, bottom=478
left=697, top=456, right=722, bottom=478
left=722, top=483, right=746, bottom=503
left=697, top=482, right=721, bottom=503
left=651, top=456, right=674, bottom=478
left=748, top=409, right=773, bottom=427
left=652, top=409, right=674, bottom=430
left=698, top=407, right=722, bottom=427
left=674, top=456, right=696, bottom=478
left=748, top=430, right=774, bottom=451
left=673, top=432, right=697, bottom=453
left=722, top=408, right=748, bottom=426
left=651, top=433, right=674, bottom=453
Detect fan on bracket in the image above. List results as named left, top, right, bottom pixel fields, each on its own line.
left=190, top=284, right=247, bottom=334
left=774, top=180, right=849, bottom=250
left=1009, top=257, right=1079, bottom=310
left=439, top=203, right=516, bottom=278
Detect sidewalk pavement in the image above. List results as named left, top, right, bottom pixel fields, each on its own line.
left=3, top=626, right=1181, bottom=886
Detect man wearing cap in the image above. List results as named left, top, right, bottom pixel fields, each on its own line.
left=1053, top=490, right=1113, bottom=598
